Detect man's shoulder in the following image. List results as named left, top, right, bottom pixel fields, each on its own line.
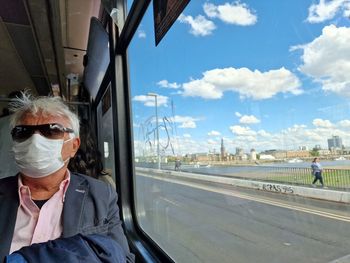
left=69, top=172, right=116, bottom=200
left=0, top=175, right=18, bottom=195
left=0, top=175, right=18, bottom=186
left=70, top=172, right=111, bottom=189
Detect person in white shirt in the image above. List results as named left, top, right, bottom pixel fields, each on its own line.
left=311, top=157, right=324, bottom=187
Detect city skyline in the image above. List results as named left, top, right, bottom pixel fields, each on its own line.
left=134, top=134, right=348, bottom=159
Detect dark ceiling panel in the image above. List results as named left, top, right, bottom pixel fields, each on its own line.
left=0, top=0, right=30, bottom=25
left=26, top=0, right=57, bottom=76
left=31, top=76, right=50, bottom=95
left=0, top=20, right=34, bottom=96
left=6, top=24, right=44, bottom=77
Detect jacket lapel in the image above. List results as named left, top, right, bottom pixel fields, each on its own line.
left=0, top=176, right=19, bottom=260
left=62, top=173, right=89, bottom=237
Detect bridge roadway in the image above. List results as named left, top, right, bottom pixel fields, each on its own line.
left=135, top=171, right=350, bottom=263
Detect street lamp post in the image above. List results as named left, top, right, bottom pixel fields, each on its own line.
left=147, top=93, right=161, bottom=169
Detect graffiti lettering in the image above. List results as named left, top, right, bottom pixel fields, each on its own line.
left=262, top=184, right=294, bottom=194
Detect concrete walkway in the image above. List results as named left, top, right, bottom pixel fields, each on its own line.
left=137, top=167, right=350, bottom=203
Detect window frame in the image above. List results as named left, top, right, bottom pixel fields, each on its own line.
left=106, top=0, right=174, bottom=262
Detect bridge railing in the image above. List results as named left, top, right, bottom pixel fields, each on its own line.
left=137, top=163, right=350, bottom=189
left=228, top=166, right=350, bottom=189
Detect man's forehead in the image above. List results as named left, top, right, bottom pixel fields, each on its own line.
left=19, top=111, right=70, bottom=126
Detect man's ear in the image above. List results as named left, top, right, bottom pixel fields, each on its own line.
left=71, top=137, right=81, bottom=157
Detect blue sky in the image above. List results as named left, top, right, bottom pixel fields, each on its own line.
left=129, top=0, right=350, bottom=156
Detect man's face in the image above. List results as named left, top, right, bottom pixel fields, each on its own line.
left=18, top=111, right=80, bottom=163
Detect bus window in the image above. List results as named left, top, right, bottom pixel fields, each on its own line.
left=129, top=1, right=350, bottom=262
left=0, top=101, right=18, bottom=179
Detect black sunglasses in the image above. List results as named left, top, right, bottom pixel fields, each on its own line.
left=11, top=123, right=74, bottom=142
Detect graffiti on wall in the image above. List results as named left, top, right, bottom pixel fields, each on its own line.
left=262, top=184, right=294, bottom=194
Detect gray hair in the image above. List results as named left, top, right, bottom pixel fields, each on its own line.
left=9, top=91, right=80, bottom=137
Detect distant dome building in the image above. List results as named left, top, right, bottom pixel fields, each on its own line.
left=250, top=149, right=257, bottom=161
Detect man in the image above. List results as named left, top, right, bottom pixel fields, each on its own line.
left=0, top=92, right=134, bottom=262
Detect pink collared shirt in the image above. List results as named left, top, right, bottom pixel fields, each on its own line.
left=9, top=172, right=70, bottom=253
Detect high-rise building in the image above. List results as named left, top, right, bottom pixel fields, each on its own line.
left=236, top=147, right=244, bottom=156
left=220, top=138, right=226, bottom=160
left=327, top=135, right=342, bottom=150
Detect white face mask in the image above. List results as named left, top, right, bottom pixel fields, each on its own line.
left=12, top=134, right=72, bottom=178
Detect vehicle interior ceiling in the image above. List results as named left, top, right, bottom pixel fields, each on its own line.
left=0, top=0, right=102, bottom=113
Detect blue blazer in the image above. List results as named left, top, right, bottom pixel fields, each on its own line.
left=0, top=173, right=134, bottom=263
left=6, top=234, right=126, bottom=263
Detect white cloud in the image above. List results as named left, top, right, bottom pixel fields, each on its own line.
left=312, top=118, right=334, bottom=128
left=208, top=130, right=221, bottom=136
left=237, top=135, right=257, bottom=142
left=178, top=14, right=216, bottom=36
left=182, top=67, right=302, bottom=100
left=207, top=139, right=218, bottom=145
left=157, top=80, right=181, bottom=89
left=171, top=115, right=200, bottom=129
left=239, top=115, right=260, bottom=124
left=182, top=79, right=223, bottom=99
left=204, top=2, right=257, bottom=26
left=137, top=30, right=146, bottom=38
left=292, top=25, right=350, bottom=97
left=306, top=0, right=350, bottom=23
left=257, top=130, right=271, bottom=137
left=235, top=112, right=242, bottom=117
left=229, top=125, right=257, bottom=136
left=132, top=95, right=168, bottom=107
left=224, top=120, right=350, bottom=153
left=228, top=122, right=338, bottom=151
left=338, top=120, right=350, bottom=127
left=136, top=118, right=350, bottom=155
left=179, top=121, right=196, bottom=128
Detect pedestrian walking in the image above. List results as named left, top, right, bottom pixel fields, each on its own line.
left=311, top=157, right=324, bottom=187
left=175, top=159, right=181, bottom=171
